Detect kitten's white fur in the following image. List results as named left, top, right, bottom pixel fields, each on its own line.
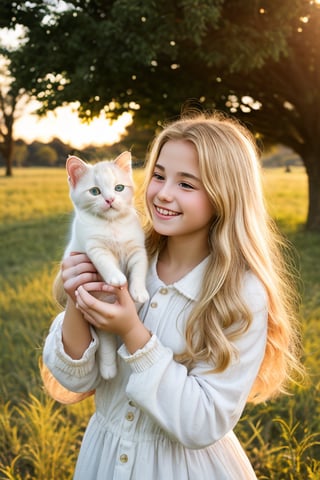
left=65, top=151, right=149, bottom=379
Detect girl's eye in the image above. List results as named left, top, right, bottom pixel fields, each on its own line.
left=89, top=187, right=101, bottom=196
left=179, top=182, right=194, bottom=190
left=152, top=172, right=164, bottom=180
left=115, top=184, right=125, bottom=192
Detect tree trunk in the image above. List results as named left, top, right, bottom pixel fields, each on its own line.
left=305, top=157, right=320, bottom=231
left=4, top=140, right=13, bottom=176
left=5, top=154, right=13, bottom=176
left=3, top=125, right=13, bottom=177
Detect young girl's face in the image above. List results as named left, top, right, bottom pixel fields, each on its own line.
left=146, top=139, right=215, bottom=243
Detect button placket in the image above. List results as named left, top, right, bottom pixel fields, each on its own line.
left=122, top=400, right=138, bottom=433
left=159, top=287, right=168, bottom=295
left=145, top=286, right=171, bottom=334
left=119, top=453, right=128, bottom=464
left=115, top=439, right=135, bottom=476
left=125, top=411, right=135, bottom=422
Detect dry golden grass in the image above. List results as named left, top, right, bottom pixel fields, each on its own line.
left=0, top=165, right=319, bottom=479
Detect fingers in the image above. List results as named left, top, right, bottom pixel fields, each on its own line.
left=61, top=252, right=100, bottom=300
left=101, top=283, right=133, bottom=309
left=77, top=283, right=126, bottom=310
left=76, top=285, right=98, bottom=309
left=75, top=286, right=108, bottom=328
left=62, top=253, right=96, bottom=275
left=75, top=283, right=137, bottom=336
left=82, top=281, right=109, bottom=293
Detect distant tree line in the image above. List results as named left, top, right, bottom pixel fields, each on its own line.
left=0, top=134, right=303, bottom=171
left=0, top=124, right=155, bottom=168
left=0, top=1, right=319, bottom=229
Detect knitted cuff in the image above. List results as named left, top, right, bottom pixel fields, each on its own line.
left=54, top=323, right=99, bottom=377
left=118, top=334, right=167, bottom=373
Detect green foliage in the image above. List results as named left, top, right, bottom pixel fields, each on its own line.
left=0, top=394, right=90, bottom=479
left=2, top=1, right=320, bottom=227
left=1, top=1, right=305, bottom=122
left=0, top=166, right=319, bottom=478
left=233, top=167, right=320, bottom=478
left=236, top=385, right=320, bottom=479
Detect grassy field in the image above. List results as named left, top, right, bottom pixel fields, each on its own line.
left=0, top=166, right=319, bottom=479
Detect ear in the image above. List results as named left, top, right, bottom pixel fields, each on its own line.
left=114, top=151, right=132, bottom=174
left=66, top=156, right=89, bottom=187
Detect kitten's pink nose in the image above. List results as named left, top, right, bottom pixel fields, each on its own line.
left=105, top=197, right=114, bottom=205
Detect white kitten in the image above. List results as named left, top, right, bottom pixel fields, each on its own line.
left=64, top=151, right=149, bottom=379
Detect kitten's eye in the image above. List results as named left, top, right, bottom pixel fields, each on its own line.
left=115, top=184, right=125, bottom=192
left=89, top=187, right=101, bottom=196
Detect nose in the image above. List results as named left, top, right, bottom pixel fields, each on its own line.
left=105, top=197, right=114, bottom=205
left=157, top=181, right=173, bottom=202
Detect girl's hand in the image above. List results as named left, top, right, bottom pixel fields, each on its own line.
left=61, top=252, right=101, bottom=303
left=75, top=282, right=151, bottom=354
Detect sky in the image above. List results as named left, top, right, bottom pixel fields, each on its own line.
left=13, top=102, right=133, bottom=148
left=0, top=26, right=132, bottom=149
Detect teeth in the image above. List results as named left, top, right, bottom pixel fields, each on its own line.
left=156, top=206, right=179, bottom=216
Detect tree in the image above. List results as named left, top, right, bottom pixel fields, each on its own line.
left=33, top=144, right=58, bottom=166
left=2, top=0, right=320, bottom=229
left=0, top=57, right=26, bottom=176
left=12, top=139, right=28, bottom=166
left=5, top=1, right=298, bottom=120
left=211, top=1, right=320, bottom=231
left=0, top=87, right=15, bottom=176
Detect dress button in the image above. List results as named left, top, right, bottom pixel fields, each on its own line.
left=150, top=302, right=158, bottom=308
left=128, top=400, right=135, bottom=407
left=126, top=412, right=134, bottom=421
left=159, top=287, right=168, bottom=295
left=120, top=454, right=128, bottom=463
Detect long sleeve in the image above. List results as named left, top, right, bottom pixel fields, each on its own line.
left=118, top=272, right=268, bottom=449
left=43, top=312, right=101, bottom=393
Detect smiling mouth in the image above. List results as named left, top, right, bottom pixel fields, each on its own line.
left=155, top=205, right=180, bottom=217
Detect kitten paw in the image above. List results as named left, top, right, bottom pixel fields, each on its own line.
left=100, top=363, right=117, bottom=380
left=129, top=287, right=149, bottom=304
left=106, top=271, right=127, bottom=287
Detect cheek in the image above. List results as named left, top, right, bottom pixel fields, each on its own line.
left=203, top=201, right=216, bottom=223
left=115, top=190, right=133, bottom=205
left=146, top=182, right=157, bottom=206
left=193, top=194, right=215, bottom=220
left=82, top=196, right=104, bottom=215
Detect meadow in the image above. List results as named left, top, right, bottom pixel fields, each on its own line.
left=0, top=166, right=319, bottom=479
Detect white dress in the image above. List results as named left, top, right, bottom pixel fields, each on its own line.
left=43, top=256, right=268, bottom=480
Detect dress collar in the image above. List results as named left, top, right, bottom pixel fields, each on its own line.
left=150, top=254, right=210, bottom=301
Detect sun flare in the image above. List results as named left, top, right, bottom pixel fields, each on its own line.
left=13, top=102, right=132, bottom=148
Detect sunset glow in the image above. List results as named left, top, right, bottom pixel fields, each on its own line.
left=13, top=102, right=132, bottom=148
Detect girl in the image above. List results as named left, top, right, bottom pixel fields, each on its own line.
left=43, top=112, right=303, bottom=479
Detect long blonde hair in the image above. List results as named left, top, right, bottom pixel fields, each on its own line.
left=142, top=112, right=304, bottom=404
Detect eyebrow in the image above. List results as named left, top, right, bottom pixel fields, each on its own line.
left=154, top=163, right=201, bottom=183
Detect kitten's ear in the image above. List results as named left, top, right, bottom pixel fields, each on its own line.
left=114, top=151, right=132, bottom=174
left=66, top=156, right=88, bottom=187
